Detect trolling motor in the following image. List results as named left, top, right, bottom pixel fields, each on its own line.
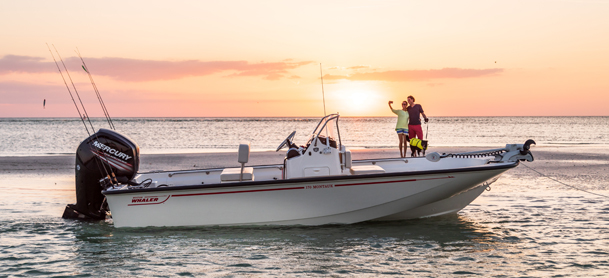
left=62, top=129, right=140, bottom=220
left=425, top=139, right=536, bottom=162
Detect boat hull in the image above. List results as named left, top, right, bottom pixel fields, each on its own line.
left=371, top=182, right=489, bottom=221
left=105, top=164, right=513, bottom=228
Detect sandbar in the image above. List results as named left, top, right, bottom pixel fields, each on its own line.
left=1, top=147, right=607, bottom=186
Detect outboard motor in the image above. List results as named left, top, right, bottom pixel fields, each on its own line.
left=62, top=128, right=140, bottom=220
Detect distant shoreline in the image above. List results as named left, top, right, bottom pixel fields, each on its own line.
left=2, top=146, right=608, bottom=177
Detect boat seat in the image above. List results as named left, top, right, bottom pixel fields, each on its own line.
left=221, top=167, right=254, bottom=182
left=349, top=165, right=385, bottom=175
left=221, top=142, right=253, bottom=182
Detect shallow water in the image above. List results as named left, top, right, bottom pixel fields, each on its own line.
left=1, top=169, right=608, bottom=277
left=1, top=117, right=608, bottom=276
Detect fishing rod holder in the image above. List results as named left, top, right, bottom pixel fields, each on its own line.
left=99, top=176, right=114, bottom=190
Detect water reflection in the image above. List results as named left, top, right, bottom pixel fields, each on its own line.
left=69, top=214, right=498, bottom=248
left=4, top=196, right=605, bottom=277
left=63, top=215, right=506, bottom=276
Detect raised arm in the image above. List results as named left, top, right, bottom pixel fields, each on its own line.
left=388, top=101, right=394, bottom=110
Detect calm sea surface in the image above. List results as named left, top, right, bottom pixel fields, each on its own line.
left=1, top=117, right=608, bottom=277
left=1, top=116, right=608, bottom=156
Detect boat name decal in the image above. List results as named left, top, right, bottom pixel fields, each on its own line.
left=132, top=197, right=159, bottom=203
left=128, top=195, right=170, bottom=206
left=93, top=141, right=132, bottom=161
left=305, top=184, right=334, bottom=190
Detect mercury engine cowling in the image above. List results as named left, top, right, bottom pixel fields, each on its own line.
left=62, top=128, right=140, bottom=220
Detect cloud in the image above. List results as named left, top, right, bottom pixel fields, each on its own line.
left=0, top=55, right=314, bottom=82
left=0, top=55, right=56, bottom=74
left=346, top=65, right=370, bottom=70
left=223, top=61, right=312, bottom=81
left=323, top=68, right=504, bottom=81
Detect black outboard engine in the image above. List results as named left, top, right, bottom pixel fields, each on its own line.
left=62, top=128, right=140, bottom=220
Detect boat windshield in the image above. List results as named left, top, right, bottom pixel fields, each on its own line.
left=305, top=114, right=341, bottom=149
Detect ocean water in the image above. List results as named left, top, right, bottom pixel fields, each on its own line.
left=1, top=116, right=608, bottom=156
left=1, top=117, right=608, bottom=277
left=1, top=171, right=608, bottom=277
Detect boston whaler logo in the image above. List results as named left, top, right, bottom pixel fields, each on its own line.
left=129, top=195, right=170, bottom=206
left=92, top=141, right=132, bottom=161
left=133, top=196, right=158, bottom=203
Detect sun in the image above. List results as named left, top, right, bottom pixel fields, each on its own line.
left=328, top=82, right=385, bottom=116
left=347, top=90, right=376, bottom=111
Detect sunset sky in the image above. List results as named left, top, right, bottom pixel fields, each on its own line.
left=1, top=0, right=608, bottom=117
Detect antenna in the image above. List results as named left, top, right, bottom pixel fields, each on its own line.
left=319, top=63, right=326, bottom=116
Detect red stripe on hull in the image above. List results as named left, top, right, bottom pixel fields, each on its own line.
left=335, top=176, right=453, bottom=187
left=125, top=176, right=456, bottom=206
left=172, top=186, right=306, bottom=197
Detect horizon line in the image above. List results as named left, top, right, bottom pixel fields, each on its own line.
left=2, top=115, right=608, bottom=119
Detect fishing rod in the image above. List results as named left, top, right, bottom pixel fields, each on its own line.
left=46, top=43, right=90, bottom=136
left=52, top=44, right=97, bottom=134
left=48, top=44, right=117, bottom=186
left=75, top=47, right=115, bottom=130
left=319, top=63, right=327, bottom=116
left=67, top=48, right=120, bottom=179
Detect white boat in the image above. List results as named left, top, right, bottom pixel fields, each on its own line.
left=63, top=114, right=535, bottom=228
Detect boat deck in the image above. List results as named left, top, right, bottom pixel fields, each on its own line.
left=114, top=156, right=495, bottom=191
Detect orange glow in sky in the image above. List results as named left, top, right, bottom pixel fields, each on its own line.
left=1, top=1, right=608, bottom=117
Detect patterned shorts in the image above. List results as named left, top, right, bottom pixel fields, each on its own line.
left=396, top=128, right=409, bottom=135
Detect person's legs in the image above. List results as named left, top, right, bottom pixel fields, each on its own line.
left=410, top=137, right=417, bottom=157
left=408, top=125, right=418, bottom=139
left=416, top=125, right=424, bottom=156
left=398, top=133, right=406, bottom=158
left=410, top=125, right=423, bottom=139
left=417, top=125, right=424, bottom=139
left=406, top=126, right=415, bottom=157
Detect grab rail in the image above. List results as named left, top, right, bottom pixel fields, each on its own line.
left=165, top=164, right=283, bottom=177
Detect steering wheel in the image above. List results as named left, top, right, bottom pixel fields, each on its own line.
left=276, top=131, right=296, bottom=152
